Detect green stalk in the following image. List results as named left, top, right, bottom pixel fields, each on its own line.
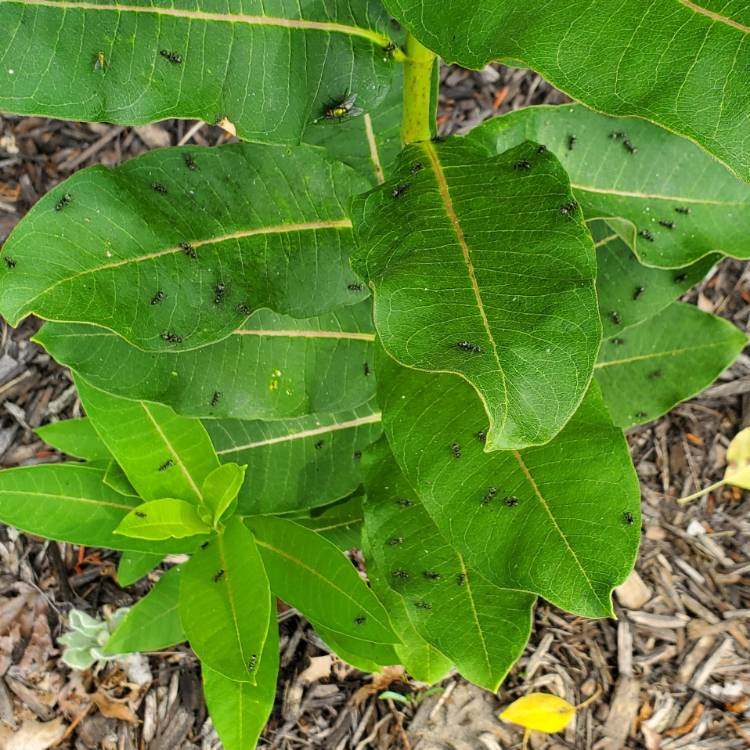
left=401, top=34, right=437, bottom=145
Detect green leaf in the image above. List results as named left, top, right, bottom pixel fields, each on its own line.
left=352, top=138, right=599, bottom=450
left=180, top=517, right=270, bottom=683
left=247, top=516, right=397, bottom=645
left=0, top=143, right=369, bottom=351
left=35, top=418, right=111, bottom=461
left=0, top=463, right=187, bottom=553
left=379, top=353, right=641, bottom=619
left=0, top=0, right=401, bottom=145
left=206, top=401, right=382, bottom=515
left=363, top=440, right=534, bottom=691
left=299, top=495, right=364, bottom=550
left=311, top=620, right=400, bottom=673
left=202, top=610, right=279, bottom=750
left=384, top=2, right=750, bottom=182
left=201, top=464, right=246, bottom=526
left=76, top=377, right=219, bottom=506
left=103, top=461, right=139, bottom=497
left=36, top=301, right=376, bottom=420
left=596, top=303, right=747, bottom=429
left=468, top=104, right=750, bottom=267
left=105, top=566, right=184, bottom=654
left=591, top=221, right=715, bottom=338
left=117, top=551, right=163, bottom=587
left=115, top=498, right=211, bottom=540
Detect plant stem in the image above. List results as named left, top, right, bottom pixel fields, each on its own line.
left=677, top=477, right=726, bottom=505
left=401, top=33, right=436, bottom=145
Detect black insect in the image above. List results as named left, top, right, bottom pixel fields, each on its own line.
left=383, top=41, right=398, bottom=56
left=159, top=49, right=183, bottom=64
left=180, top=241, right=197, bottom=258
left=213, top=569, right=225, bottom=582
left=396, top=498, right=413, bottom=507
left=134, top=511, right=147, bottom=518
left=456, top=340, right=482, bottom=354
left=364, top=362, right=371, bottom=376
left=451, top=442, right=461, bottom=459
left=422, top=571, right=441, bottom=581
left=320, top=93, right=363, bottom=122
left=183, top=153, right=197, bottom=170
left=3, top=257, right=16, bottom=269
left=504, top=495, right=520, bottom=507
left=214, top=281, right=226, bottom=304
left=247, top=654, right=257, bottom=672
left=236, top=303, right=251, bottom=315
left=353, top=450, right=362, bottom=460
left=475, top=430, right=487, bottom=444
left=392, top=569, right=409, bottom=580
left=150, top=290, right=165, bottom=305
left=414, top=601, right=432, bottom=610
left=611, top=337, right=625, bottom=345
left=410, top=162, right=424, bottom=175
left=456, top=573, right=466, bottom=586
left=567, top=134, right=577, bottom=150
left=610, top=311, right=622, bottom=325
left=158, top=459, right=174, bottom=472
left=314, top=440, right=324, bottom=450
left=161, top=331, right=183, bottom=344
left=513, top=159, right=531, bottom=171
left=675, top=206, right=691, bottom=215
left=560, top=200, right=577, bottom=216
left=200, top=541, right=210, bottom=550
left=623, top=511, right=635, bottom=526
left=392, top=183, right=409, bottom=199
left=55, top=192, right=72, bottom=211
left=151, top=181, right=168, bottom=194
left=633, top=286, right=645, bottom=301
left=623, top=139, right=638, bottom=154
left=386, top=537, right=403, bottom=546
left=648, top=370, right=662, bottom=380
left=431, top=134, right=446, bottom=143
left=348, top=281, right=363, bottom=292
left=481, top=487, right=497, bottom=506
left=674, top=272, right=688, bottom=283
left=609, top=131, right=627, bottom=140
left=638, top=229, right=655, bottom=242
left=635, top=410, right=647, bottom=419
left=536, top=144, right=547, bottom=154
left=354, top=615, right=366, bottom=625
left=658, top=220, right=675, bottom=229
left=210, top=391, right=222, bottom=407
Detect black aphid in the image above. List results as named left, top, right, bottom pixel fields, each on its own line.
left=513, top=159, right=531, bottom=170
left=314, top=440, right=324, bottom=450
left=560, top=200, right=577, bottom=216
left=159, top=49, right=183, bottom=64
left=456, top=340, right=482, bottom=353
left=675, top=206, right=690, bottom=215
left=150, top=290, right=165, bottom=305
left=410, top=162, right=424, bottom=175
left=431, top=134, right=446, bottom=143
left=354, top=615, right=366, bottom=625
left=658, top=220, right=675, bottom=229
left=200, top=541, right=209, bottom=550
left=214, top=281, right=226, bottom=304
left=638, top=229, right=655, bottom=242
left=3, top=257, right=16, bottom=269
left=648, top=370, right=662, bottom=380
left=422, top=571, right=441, bottom=581
left=504, top=495, right=520, bottom=507
left=236, top=303, right=251, bottom=315
left=383, top=41, right=398, bottom=55
left=414, top=601, right=432, bottom=610
left=184, top=153, right=197, bottom=170
left=635, top=410, right=647, bottom=419
left=210, top=391, right=222, bottom=407
left=456, top=573, right=466, bottom=586
left=348, top=282, right=363, bottom=291
left=567, top=134, right=577, bottom=150
left=151, top=181, right=168, bottom=194
left=158, top=459, right=174, bottom=471
left=392, top=183, right=409, bottom=199
left=475, top=430, right=487, bottom=444
left=536, top=144, right=547, bottom=154
left=610, top=311, right=622, bottom=325
left=611, top=338, right=625, bottom=346
left=247, top=654, right=257, bottom=672
left=387, top=537, right=403, bottom=546
left=364, top=362, right=371, bottom=376
left=674, top=272, right=688, bottom=283
left=353, top=450, right=362, bottom=460
left=55, top=193, right=72, bottom=211
left=623, top=139, right=638, bottom=154
left=213, top=569, right=225, bottom=582
left=623, top=511, right=635, bottom=526
left=180, top=241, right=197, bottom=258
left=392, top=569, right=409, bottom=580
left=451, top=442, right=461, bottom=459
left=134, top=511, right=147, bottom=518
left=481, top=487, right=497, bottom=506
left=397, top=498, right=413, bottom=507
left=161, top=331, right=183, bottom=344
left=633, top=286, right=645, bottom=300
left=609, top=131, right=627, bottom=140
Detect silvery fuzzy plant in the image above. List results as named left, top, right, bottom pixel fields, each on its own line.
left=0, top=0, right=748, bottom=746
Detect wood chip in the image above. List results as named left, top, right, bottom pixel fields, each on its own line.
left=615, top=571, right=652, bottom=609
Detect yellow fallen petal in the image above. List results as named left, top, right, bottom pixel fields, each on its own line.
left=725, top=427, right=750, bottom=490
left=499, top=692, right=576, bottom=734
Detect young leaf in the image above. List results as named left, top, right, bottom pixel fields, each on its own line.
left=468, top=104, right=750, bottom=267
left=201, top=464, right=246, bottom=526
left=115, top=499, right=211, bottom=540
left=105, top=566, right=184, bottom=654
left=379, top=353, right=641, bottom=619
left=206, top=401, right=382, bottom=515
left=0, top=1, right=400, bottom=145
left=0, top=463, right=188, bottom=554
left=0, top=144, right=369, bottom=351
left=384, top=2, right=750, bottom=182
left=352, top=138, right=599, bottom=450
left=35, top=418, right=111, bottom=462
left=363, top=439, right=534, bottom=691
left=246, top=516, right=398, bottom=645
left=117, top=551, right=163, bottom=587
left=76, top=377, right=218, bottom=505
left=596, top=303, right=747, bottom=428
left=36, top=301, right=376, bottom=421
left=202, top=610, right=279, bottom=750
left=180, top=517, right=270, bottom=683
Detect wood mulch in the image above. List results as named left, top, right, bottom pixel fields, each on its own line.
left=0, top=65, right=748, bottom=749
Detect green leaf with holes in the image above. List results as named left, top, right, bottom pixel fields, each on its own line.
left=35, top=418, right=111, bottom=462
left=362, top=439, right=534, bottom=691
left=205, top=400, right=382, bottom=515
left=247, top=516, right=398, bottom=645
left=115, top=498, right=211, bottom=540
left=468, top=104, right=750, bottom=268
left=596, top=303, right=747, bottom=429
left=379, top=352, right=641, bottom=619
left=0, top=143, right=369, bottom=351
left=352, top=138, right=599, bottom=451
left=384, top=2, right=750, bottom=182
left=35, top=301, right=376, bottom=420
left=180, top=517, right=270, bottom=684
left=0, top=0, right=402, bottom=146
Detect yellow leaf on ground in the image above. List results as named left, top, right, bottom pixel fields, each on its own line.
left=724, top=427, right=750, bottom=489
left=500, top=692, right=576, bottom=734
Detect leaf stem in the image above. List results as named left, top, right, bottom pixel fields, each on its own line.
left=677, top=477, right=726, bottom=505
left=401, top=33, right=436, bottom=145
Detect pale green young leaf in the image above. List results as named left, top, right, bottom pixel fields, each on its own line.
left=201, top=464, right=246, bottom=526
left=35, top=418, right=111, bottom=462
left=115, top=499, right=211, bottom=540
left=117, top=551, right=163, bottom=587
left=352, top=138, right=599, bottom=451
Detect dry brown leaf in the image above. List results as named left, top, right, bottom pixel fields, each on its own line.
left=725, top=695, right=749, bottom=714
left=0, top=717, right=66, bottom=750
left=91, top=691, right=139, bottom=724
left=665, top=703, right=704, bottom=737
left=352, top=665, right=405, bottom=706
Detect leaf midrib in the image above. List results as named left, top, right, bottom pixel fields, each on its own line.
left=678, top=0, right=750, bottom=33
left=595, top=340, right=732, bottom=369
left=572, top=182, right=746, bottom=206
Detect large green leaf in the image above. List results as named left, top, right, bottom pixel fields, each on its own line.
left=362, top=441, right=534, bottom=691
left=596, top=303, right=747, bottom=429
left=247, top=516, right=398, bottom=645
left=379, top=353, right=641, bottom=619
left=298, top=494, right=364, bottom=550
left=105, top=566, right=184, bottom=654
left=180, top=518, right=270, bottom=683
left=205, top=401, right=382, bottom=514
left=117, top=550, right=163, bottom=586
left=0, top=0, right=401, bottom=146
left=202, top=612, right=279, bottom=750
left=0, top=463, right=187, bottom=553
left=36, top=301, right=376, bottom=420
left=352, top=138, right=599, bottom=451
left=311, top=620, right=400, bottom=673
left=468, top=105, right=750, bottom=268
left=0, top=143, right=369, bottom=351
left=76, top=378, right=219, bottom=505
left=35, top=418, right=111, bottom=462
left=383, top=2, right=750, bottom=182
left=115, top=498, right=211, bottom=540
